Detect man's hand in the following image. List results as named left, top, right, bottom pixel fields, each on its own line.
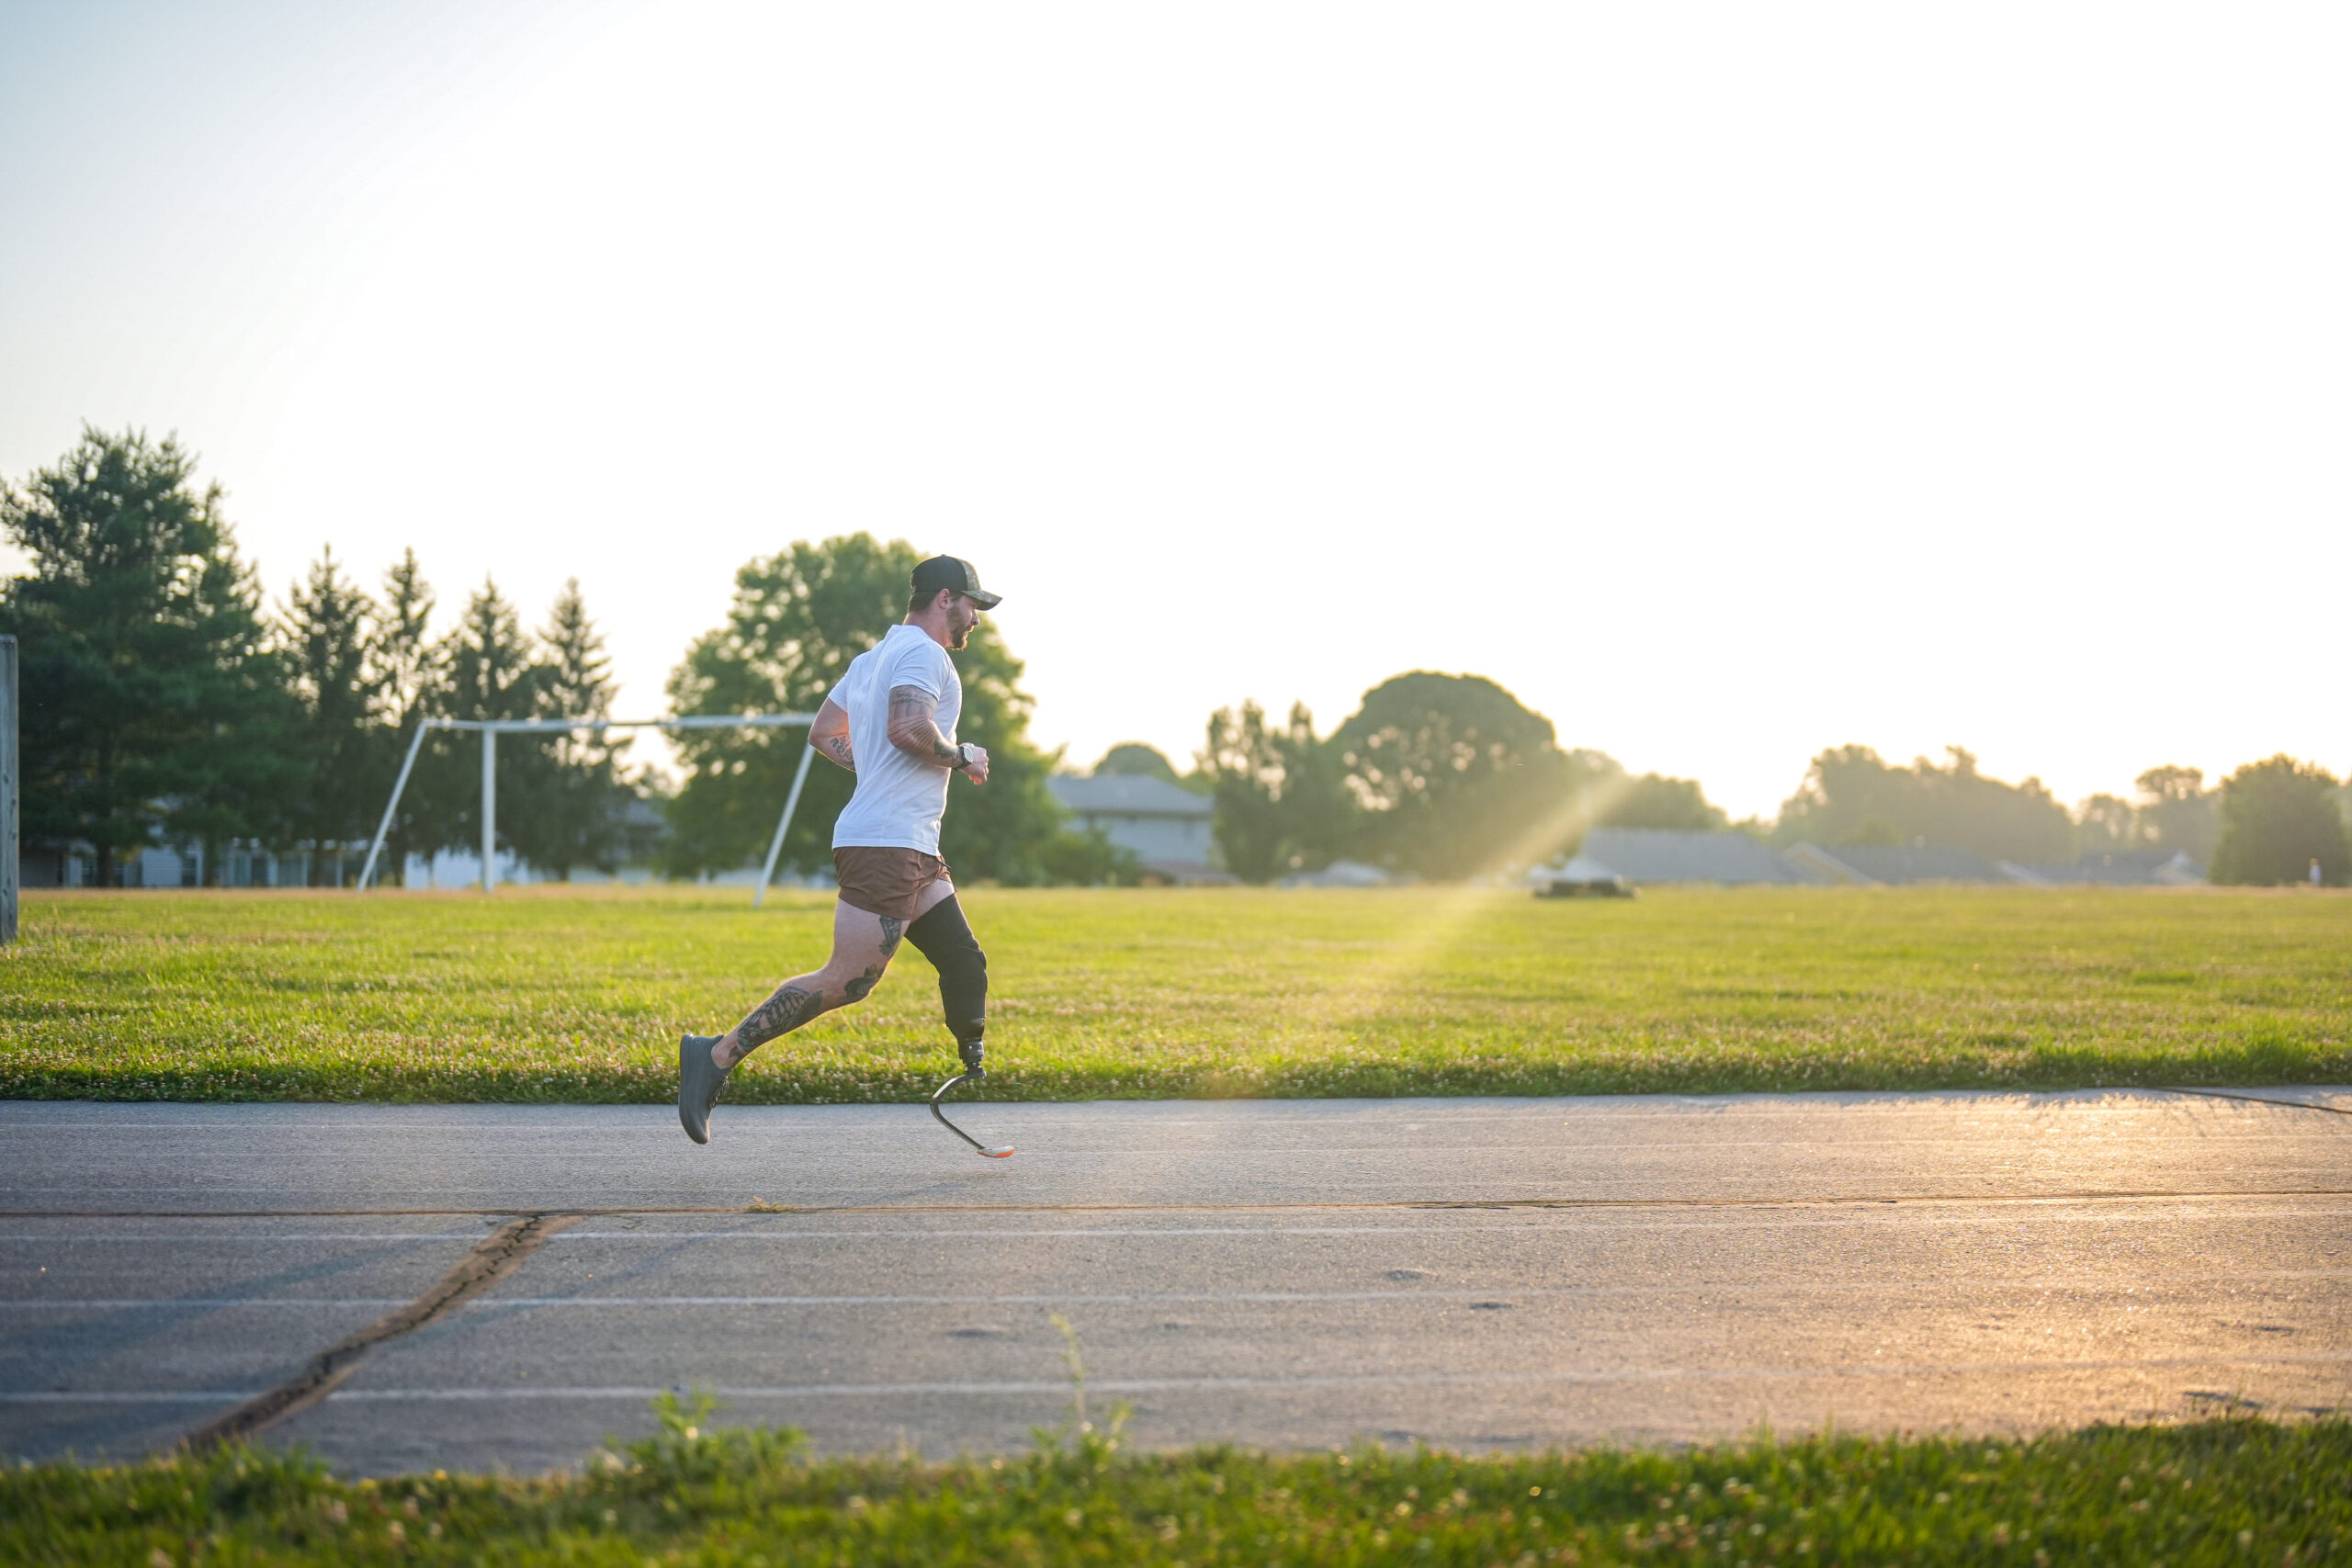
left=888, top=683, right=985, bottom=780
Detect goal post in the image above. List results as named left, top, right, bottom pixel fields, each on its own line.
left=356, top=713, right=819, bottom=904
left=1, top=636, right=16, bottom=944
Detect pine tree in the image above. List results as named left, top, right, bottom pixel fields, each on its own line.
left=524, top=579, right=629, bottom=878
left=540, top=578, right=616, bottom=721
left=421, top=578, right=546, bottom=868
left=373, top=549, right=438, bottom=732
left=438, top=578, right=539, bottom=724
left=280, top=547, right=383, bottom=875
left=360, top=550, right=441, bottom=885
left=170, top=516, right=309, bottom=882
left=0, top=427, right=301, bottom=884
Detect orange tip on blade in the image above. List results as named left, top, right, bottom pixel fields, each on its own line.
left=981, top=1146, right=1015, bottom=1158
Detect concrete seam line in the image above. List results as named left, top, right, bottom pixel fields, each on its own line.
left=175, top=1210, right=581, bottom=1452
left=2163, top=1087, right=2352, bottom=1117
left=4, top=1190, right=2350, bottom=1222
left=0, top=1206, right=751, bottom=1219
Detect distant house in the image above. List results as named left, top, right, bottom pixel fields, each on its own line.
left=1550, top=829, right=1811, bottom=886
left=1046, top=774, right=1229, bottom=884
left=2018, top=850, right=2206, bottom=886
left=1535, top=829, right=2197, bottom=891
left=1781, top=843, right=2208, bottom=886
left=1784, top=843, right=2004, bottom=885
left=20, top=840, right=354, bottom=888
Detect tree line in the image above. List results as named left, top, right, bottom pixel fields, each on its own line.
left=1180, top=675, right=1732, bottom=884
left=6, top=427, right=2346, bottom=889
left=0, top=429, right=648, bottom=884
left=0, top=428, right=1086, bottom=886
left=1134, top=684, right=2349, bottom=887
left=1764, top=747, right=2346, bottom=885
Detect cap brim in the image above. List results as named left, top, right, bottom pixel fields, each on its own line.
left=965, top=589, right=1003, bottom=609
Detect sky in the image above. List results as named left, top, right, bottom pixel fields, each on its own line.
left=3, top=1, right=2346, bottom=820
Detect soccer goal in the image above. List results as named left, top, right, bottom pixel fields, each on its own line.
left=356, top=713, right=819, bottom=907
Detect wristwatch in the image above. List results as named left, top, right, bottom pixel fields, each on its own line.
left=956, top=743, right=977, bottom=770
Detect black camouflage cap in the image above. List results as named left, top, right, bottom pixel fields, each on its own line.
left=910, top=556, right=1001, bottom=610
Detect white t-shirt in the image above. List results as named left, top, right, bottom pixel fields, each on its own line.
left=827, top=624, right=964, bottom=855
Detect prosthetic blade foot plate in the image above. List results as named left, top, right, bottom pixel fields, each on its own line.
left=930, top=1068, right=1014, bottom=1158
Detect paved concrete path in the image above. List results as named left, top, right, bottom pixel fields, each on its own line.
left=2, top=1089, right=2346, bottom=1474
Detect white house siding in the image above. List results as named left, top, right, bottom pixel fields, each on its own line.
left=1066, top=810, right=1212, bottom=866
left=1046, top=775, right=1216, bottom=872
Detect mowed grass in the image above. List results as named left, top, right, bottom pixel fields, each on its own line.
left=2, top=884, right=2346, bottom=1103
left=8, top=1409, right=2348, bottom=1566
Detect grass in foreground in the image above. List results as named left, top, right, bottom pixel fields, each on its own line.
left=7, top=1402, right=2347, bottom=1566
left=3, top=884, right=2346, bottom=1103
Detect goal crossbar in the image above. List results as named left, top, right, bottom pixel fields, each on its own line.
left=357, top=714, right=820, bottom=906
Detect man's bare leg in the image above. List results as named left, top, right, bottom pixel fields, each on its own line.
left=711, top=900, right=910, bottom=1069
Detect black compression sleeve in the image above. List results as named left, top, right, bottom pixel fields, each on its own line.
left=904, top=895, right=988, bottom=1045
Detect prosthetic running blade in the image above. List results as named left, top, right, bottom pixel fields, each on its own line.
left=929, top=1068, right=1014, bottom=1158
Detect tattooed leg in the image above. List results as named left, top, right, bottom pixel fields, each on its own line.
left=842, top=913, right=906, bottom=1005
left=737, top=982, right=823, bottom=1050
left=714, top=976, right=825, bottom=1067
left=712, top=902, right=905, bottom=1067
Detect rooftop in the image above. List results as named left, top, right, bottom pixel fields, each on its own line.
left=1047, top=774, right=1213, bottom=818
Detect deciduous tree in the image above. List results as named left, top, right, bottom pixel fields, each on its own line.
left=666, top=535, right=1060, bottom=882
left=1198, top=701, right=1353, bottom=882
left=2075, top=793, right=2141, bottom=853
left=1771, top=745, right=2072, bottom=863
left=1094, top=742, right=1182, bottom=784
left=2211, top=755, right=2350, bottom=886
left=2134, top=764, right=2218, bottom=863
left=1329, top=672, right=1569, bottom=878
left=1600, top=772, right=1728, bottom=832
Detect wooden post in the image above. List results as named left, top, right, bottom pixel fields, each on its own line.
left=1, top=636, right=17, bottom=944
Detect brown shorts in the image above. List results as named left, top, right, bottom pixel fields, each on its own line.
left=833, top=847, right=953, bottom=923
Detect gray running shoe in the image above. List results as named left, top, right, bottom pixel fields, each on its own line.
left=679, top=1034, right=730, bottom=1145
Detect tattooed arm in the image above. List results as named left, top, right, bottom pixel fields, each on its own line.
left=886, top=685, right=989, bottom=783
left=809, top=698, right=854, bottom=773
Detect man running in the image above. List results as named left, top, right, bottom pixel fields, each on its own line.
left=678, top=555, right=1001, bottom=1144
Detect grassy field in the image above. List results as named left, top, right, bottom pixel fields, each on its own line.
left=2, top=884, right=2346, bottom=1103
left=7, top=1405, right=2346, bottom=1565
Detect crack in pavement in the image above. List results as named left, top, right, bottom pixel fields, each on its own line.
left=175, top=1211, right=580, bottom=1451
left=2164, top=1087, right=2352, bottom=1117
